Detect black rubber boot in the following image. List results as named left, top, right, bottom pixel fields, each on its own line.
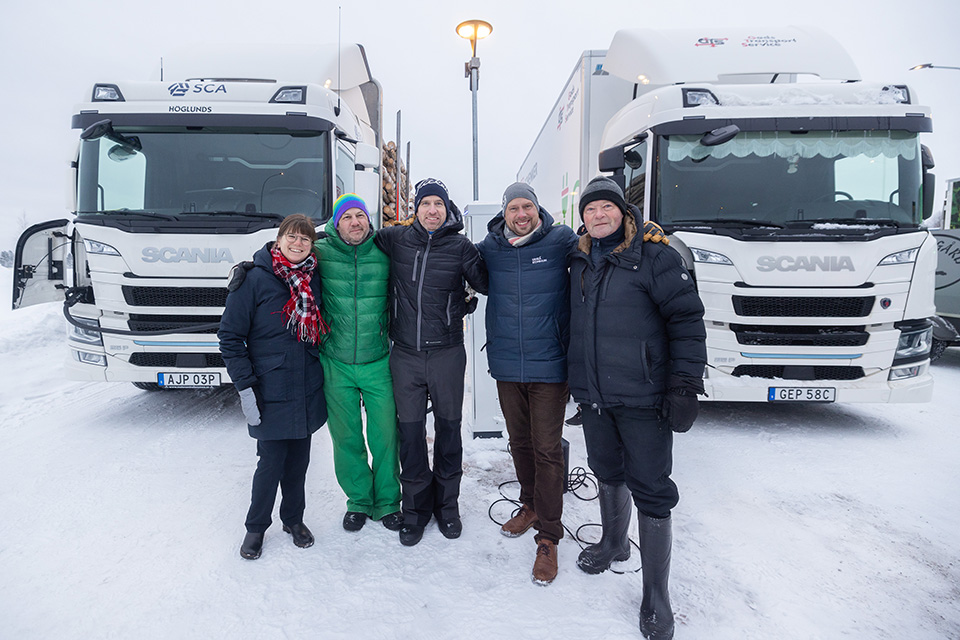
left=638, top=512, right=675, bottom=640
left=576, top=481, right=632, bottom=574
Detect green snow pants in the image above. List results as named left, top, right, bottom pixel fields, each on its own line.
left=319, top=352, right=401, bottom=520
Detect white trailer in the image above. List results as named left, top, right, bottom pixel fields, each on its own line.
left=519, top=26, right=938, bottom=403
left=931, top=177, right=960, bottom=358
left=13, top=44, right=383, bottom=389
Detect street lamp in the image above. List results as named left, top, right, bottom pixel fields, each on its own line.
left=457, top=19, right=492, bottom=201
left=910, top=63, right=960, bottom=71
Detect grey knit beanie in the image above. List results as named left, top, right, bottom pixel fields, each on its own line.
left=578, top=176, right=627, bottom=216
left=501, top=182, right=539, bottom=210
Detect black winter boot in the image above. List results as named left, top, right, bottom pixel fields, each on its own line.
left=577, top=482, right=632, bottom=574
left=638, top=512, right=675, bottom=640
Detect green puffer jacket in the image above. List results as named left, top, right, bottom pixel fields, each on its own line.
left=313, top=221, right=390, bottom=365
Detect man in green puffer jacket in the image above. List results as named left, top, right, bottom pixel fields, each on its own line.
left=314, top=194, right=402, bottom=533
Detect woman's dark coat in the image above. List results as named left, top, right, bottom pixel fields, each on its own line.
left=218, top=243, right=327, bottom=439
left=568, top=209, right=706, bottom=409
left=477, top=207, right=578, bottom=383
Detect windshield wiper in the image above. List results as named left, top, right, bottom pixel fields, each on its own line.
left=671, top=218, right=784, bottom=229
left=787, top=218, right=902, bottom=228
left=90, top=209, right=180, bottom=221
left=196, top=211, right=286, bottom=221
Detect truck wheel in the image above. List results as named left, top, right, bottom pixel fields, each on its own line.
left=930, top=338, right=948, bottom=363
left=132, top=381, right=163, bottom=391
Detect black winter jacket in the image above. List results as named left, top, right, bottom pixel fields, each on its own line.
left=218, top=244, right=327, bottom=440
left=375, top=203, right=488, bottom=351
left=568, top=210, right=706, bottom=409
left=477, top=208, right=578, bottom=382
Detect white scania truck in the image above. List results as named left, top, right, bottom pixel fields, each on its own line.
left=13, top=44, right=383, bottom=389
left=519, top=26, right=938, bottom=403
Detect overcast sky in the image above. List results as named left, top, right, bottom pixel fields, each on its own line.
left=1, top=0, right=958, bottom=234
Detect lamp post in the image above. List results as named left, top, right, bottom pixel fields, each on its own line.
left=457, top=19, right=492, bottom=201
left=910, top=63, right=960, bottom=71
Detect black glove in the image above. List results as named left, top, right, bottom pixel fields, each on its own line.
left=226, top=261, right=255, bottom=292
left=662, top=391, right=699, bottom=433
left=465, top=296, right=479, bottom=314
left=662, top=374, right=704, bottom=433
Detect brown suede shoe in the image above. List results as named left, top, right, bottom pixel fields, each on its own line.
left=501, top=504, right=539, bottom=538
left=532, top=539, right=558, bottom=585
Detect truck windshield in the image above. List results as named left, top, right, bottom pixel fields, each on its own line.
left=77, top=129, right=330, bottom=221
left=656, top=130, right=923, bottom=227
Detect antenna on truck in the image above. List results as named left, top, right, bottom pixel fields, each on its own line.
left=335, top=4, right=342, bottom=116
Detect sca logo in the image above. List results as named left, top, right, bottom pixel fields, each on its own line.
left=167, top=82, right=227, bottom=97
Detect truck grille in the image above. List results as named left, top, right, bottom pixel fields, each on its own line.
left=731, top=365, right=865, bottom=380
left=730, top=324, right=869, bottom=347
left=128, top=314, right=221, bottom=334
left=732, top=296, right=874, bottom=318
left=122, top=286, right=228, bottom=308
left=128, top=353, right=225, bottom=368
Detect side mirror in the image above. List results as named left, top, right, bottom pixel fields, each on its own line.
left=599, top=146, right=625, bottom=173
left=923, top=172, right=936, bottom=220
left=700, top=124, right=740, bottom=147
left=355, top=142, right=380, bottom=170
left=80, top=118, right=141, bottom=152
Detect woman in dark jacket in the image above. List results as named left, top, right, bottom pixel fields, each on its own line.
left=218, top=214, right=328, bottom=560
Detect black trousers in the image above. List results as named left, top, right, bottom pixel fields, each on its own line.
left=245, top=436, right=312, bottom=533
left=497, top=381, right=568, bottom=544
left=581, top=406, right=678, bottom=519
left=390, top=344, right=466, bottom=526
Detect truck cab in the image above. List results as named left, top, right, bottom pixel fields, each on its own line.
left=13, top=44, right=383, bottom=389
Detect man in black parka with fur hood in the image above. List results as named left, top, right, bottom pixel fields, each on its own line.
left=568, top=176, right=706, bottom=640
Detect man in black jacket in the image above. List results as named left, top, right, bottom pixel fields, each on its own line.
left=375, top=178, right=488, bottom=547
left=568, top=176, right=706, bottom=640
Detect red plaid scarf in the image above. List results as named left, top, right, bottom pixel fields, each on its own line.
left=270, top=245, right=329, bottom=344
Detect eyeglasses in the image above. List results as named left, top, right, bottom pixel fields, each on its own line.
left=283, top=234, right=312, bottom=245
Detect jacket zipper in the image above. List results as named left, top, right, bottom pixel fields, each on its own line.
left=353, top=246, right=359, bottom=364
left=416, top=236, right=432, bottom=350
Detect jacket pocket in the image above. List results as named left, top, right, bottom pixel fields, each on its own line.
left=639, top=341, right=652, bottom=384
left=446, top=292, right=453, bottom=326
left=253, top=353, right=289, bottom=401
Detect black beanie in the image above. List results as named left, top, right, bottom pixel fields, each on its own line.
left=578, top=176, right=627, bottom=216
left=414, top=178, right=451, bottom=213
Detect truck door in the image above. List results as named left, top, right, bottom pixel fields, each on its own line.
left=12, top=219, right=72, bottom=310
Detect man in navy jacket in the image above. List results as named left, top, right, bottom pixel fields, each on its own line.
left=477, top=183, right=578, bottom=585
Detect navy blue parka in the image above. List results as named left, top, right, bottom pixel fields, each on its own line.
left=218, top=243, right=328, bottom=440
left=477, top=207, right=578, bottom=382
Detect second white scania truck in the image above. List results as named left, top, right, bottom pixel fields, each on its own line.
left=519, top=26, right=938, bottom=403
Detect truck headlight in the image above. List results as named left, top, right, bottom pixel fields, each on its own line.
left=889, top=365, right=922, bottom=380
left=894, top=324, right=932, bottom=360
left=82, top=239, right=120, bottom=256
left=68, top=319, right=103, bottom=346
left=690, top=247, right=733, bottom=265
left=72, top=350, right=106, bottom=366
left=878, top=248, right=919, bottom=265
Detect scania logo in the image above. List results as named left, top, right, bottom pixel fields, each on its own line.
left=142, top=247, right=235, bottom=263
left=167, top=82, right=227, bottom=97
left=757, top=255, right=855, bottom=272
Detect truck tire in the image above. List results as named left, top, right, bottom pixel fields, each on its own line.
left=930, top=338, right=948, bottom=363
left=132, top=381, right=163, bottom=391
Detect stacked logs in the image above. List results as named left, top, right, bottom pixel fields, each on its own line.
left=381, top=141, right=411, bottom=225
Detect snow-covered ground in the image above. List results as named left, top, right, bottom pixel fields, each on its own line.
left=1, top=272, right=959, bottom=640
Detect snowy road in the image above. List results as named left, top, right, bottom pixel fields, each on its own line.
left=2, top=296, right=959, bottom=640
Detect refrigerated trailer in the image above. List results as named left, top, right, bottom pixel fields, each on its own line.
left=519, top=26, right=938, bottom=403
left=13, top=44, right=383, bottom=389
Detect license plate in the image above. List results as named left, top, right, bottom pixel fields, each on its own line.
left=157, top=372, right=221, bottom=388
left=768, top=387, right=836, bottom=402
